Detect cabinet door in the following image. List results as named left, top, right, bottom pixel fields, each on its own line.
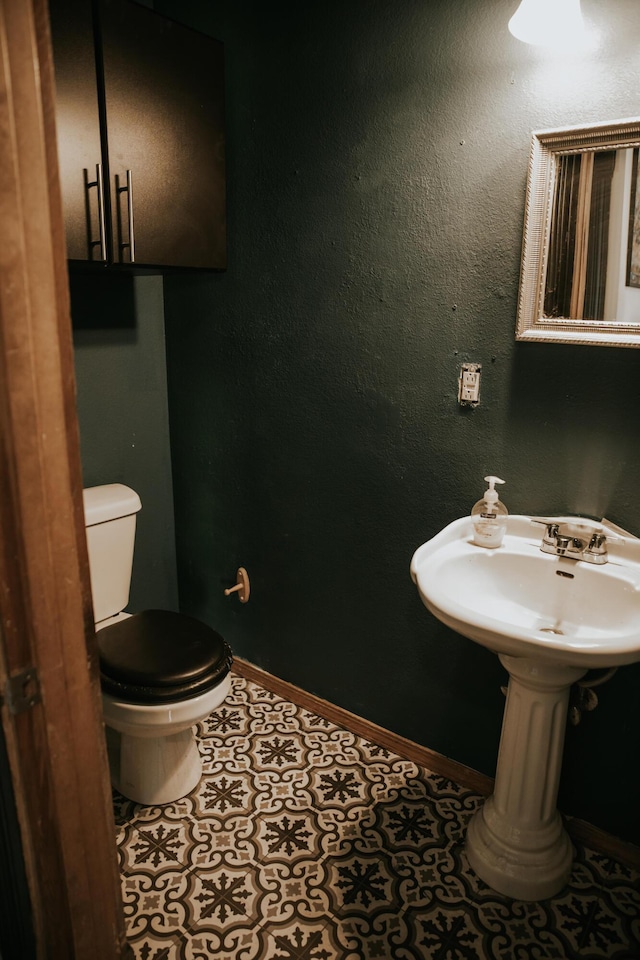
left=99, top=0, right=226, bottom=269
left=49, top=0, right=107, bottom=262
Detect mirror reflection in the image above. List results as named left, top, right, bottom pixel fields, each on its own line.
left=545, top=148, right=640, bottom=323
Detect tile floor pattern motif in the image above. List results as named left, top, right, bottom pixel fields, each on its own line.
left=114, top=675, right=640, bottom=959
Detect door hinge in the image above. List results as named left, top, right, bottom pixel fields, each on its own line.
left=1, top=668, right=41, bottom=715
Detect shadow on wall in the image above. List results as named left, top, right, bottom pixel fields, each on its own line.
left=69, top=269, right=138, bottom=336
left=505, top=342, right=640, bottom=525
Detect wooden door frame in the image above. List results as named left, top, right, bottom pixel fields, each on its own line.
left=0, top=1, right=127, bottom=956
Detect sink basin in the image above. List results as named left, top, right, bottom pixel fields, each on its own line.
left=410, top=514, right=640, bottom=667
left=410, top=513, right=640, bottom=901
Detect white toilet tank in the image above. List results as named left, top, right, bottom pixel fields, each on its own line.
left=83, top=484, right=142, bottom=625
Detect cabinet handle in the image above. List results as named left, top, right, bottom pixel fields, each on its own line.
left=126, top=169, right=135, bottom=263
left=86, top=163, right=107, bottom=261
left=96, top=163, right=107, bottom=261
left=117, top=169, right=136, bottom=263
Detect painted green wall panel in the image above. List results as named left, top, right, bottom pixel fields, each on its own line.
left=158, top=0, right=640, bottom=844
left=72, top=271, right=178, bottom=613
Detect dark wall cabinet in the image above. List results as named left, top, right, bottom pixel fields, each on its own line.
left=49, top=0, right=226, bottom=270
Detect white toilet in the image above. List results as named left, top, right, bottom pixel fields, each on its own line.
left=83, top=483, right=232, bottom=806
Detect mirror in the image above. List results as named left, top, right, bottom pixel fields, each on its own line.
left=516, top=117, right=640, bottom=347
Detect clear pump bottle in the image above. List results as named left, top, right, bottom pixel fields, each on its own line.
left=471, top=476, right=507, bottom=548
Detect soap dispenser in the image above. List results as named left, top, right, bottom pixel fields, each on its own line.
left=471, top=476, right=507, bottom=548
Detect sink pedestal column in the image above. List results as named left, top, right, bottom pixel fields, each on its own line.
left=466, top=655, right=586, bottom=901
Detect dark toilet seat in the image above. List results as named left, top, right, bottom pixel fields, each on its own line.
left=98, top=609, right=233, bottom=705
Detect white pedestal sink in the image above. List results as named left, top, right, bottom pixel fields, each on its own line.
left=411, top=515, right=640, bottom=901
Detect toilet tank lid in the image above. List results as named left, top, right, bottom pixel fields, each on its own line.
left=83, top=484, right=142, bottom=527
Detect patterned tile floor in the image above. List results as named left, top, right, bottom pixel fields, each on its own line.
left=114, top=674, right=640, bottom=959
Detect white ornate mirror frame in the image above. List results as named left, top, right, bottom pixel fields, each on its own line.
left=516, top=117, right=640, bottom=347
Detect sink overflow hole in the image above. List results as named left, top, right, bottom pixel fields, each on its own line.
left=540, top=626, right=565, bottom=635
left=556, top=570, right=574, bottom=579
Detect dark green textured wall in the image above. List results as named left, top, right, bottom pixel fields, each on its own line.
left=159, top=0, right=640, bottom=845
left=72, top=271, right=178, bottom=612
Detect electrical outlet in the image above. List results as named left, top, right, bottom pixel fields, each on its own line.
left=458, top=362, right=481, bottom=407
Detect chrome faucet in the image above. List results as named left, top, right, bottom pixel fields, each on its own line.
left=535, top=520, right=612, bottom=564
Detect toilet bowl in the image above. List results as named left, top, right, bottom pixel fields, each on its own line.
left=84, top=484, right=233, bottom=806
left=101, top=675, right=231, bottom=805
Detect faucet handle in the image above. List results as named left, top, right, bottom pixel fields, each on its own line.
left=583, top=530, right=613, bottom=563
left=588, top=532, right=606, bottom=551
left=587, top=531, right=623, bottom=551
left=545, top=523, right=560, bottom=544
left=530, top=518, right=560, bottom=543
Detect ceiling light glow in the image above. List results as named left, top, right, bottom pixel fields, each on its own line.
left=508, top=0, right=595, bottom=53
